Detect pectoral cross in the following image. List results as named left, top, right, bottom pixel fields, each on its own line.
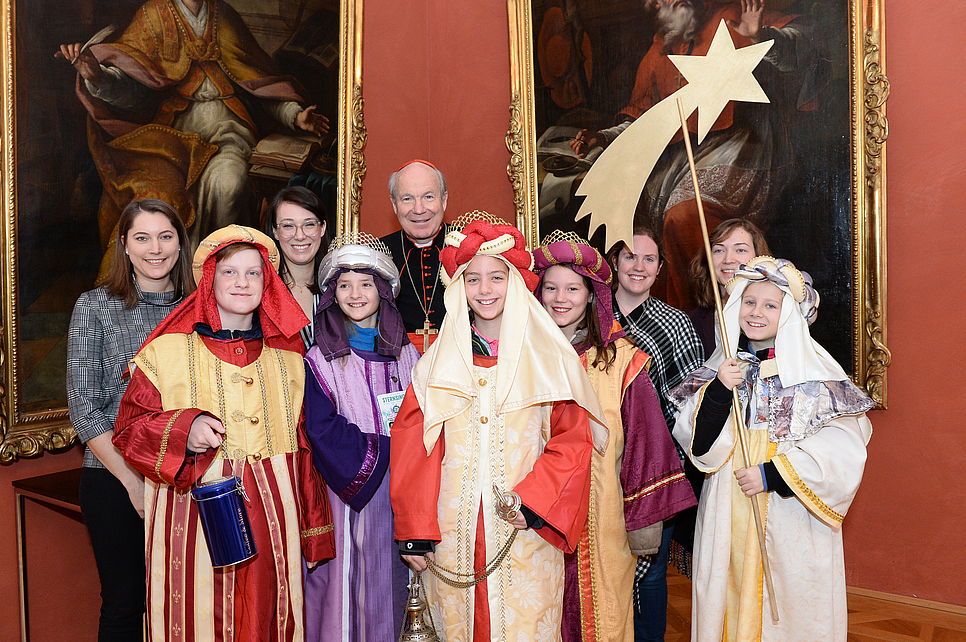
left=415, top=317, right=438, bottom=340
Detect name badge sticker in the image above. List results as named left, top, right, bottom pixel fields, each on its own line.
left=376, top=391, right=406, bottom=436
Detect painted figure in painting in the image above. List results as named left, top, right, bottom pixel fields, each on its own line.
left=670, top=257, right=872, bottom=641
left=57, top=0, right=329, bottom=262
left=568, top=0, right=817, bottom=310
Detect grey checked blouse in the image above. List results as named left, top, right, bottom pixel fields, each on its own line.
left=67, top=285, right=181, bottom=469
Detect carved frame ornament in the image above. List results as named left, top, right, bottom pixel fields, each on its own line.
left=506, top=0, right=891, bottom=406
left=0, top=0, right=367, bottom=462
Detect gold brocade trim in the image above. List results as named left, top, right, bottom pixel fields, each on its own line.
left=186, top=334, right=199, bottom=407
left=139, top=353, right=159, bottom=379
left=774, top=453, right=844, bottom=524
left=586, top=466, right=602, bottom=637
left=155, top=409, right=186, bottom=478
left=300, top=524, right=334, bottom=538
left=276, top=349, right=297, bottom=451
left=254, top=359, right=274, bottom=457
left=537, top=245, right=560, bottom=266
left=215, top=358, right=227, bottom=458
left=624, top=471, right=686, bottom=503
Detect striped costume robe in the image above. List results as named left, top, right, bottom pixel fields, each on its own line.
left=302, top=343, right=421, bottom=641
left=563, top=338, right=697, bottom=641
left=114, top=331, right=336, bottom=641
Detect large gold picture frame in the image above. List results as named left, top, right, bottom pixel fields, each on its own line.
left=0, top=0, right=366, bottom=462
left=506, top=0, right=890, bottom=406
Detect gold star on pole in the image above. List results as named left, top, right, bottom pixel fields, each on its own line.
left=669, top=20, right=773, bottom=143
left=574, top=20, right=774, bottom=250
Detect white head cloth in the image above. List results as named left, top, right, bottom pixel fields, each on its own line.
left=410, top=253, right=608, bottom=456
left=317, top=239, right=400, bottom=297
left=706, top=256, right=847, bottom=387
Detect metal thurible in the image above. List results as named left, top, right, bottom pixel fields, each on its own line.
left=397, top=571, right=440, bottom=641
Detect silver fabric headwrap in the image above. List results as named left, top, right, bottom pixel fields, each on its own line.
left=318, top=239, right=400, bottom=297
left=726, top=256, right=820, bottom=326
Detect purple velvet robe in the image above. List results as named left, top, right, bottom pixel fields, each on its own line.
left=302, top=344, right=421, bottom=641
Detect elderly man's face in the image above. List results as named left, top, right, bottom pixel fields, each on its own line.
left=391, top=163, right=447, bottom=245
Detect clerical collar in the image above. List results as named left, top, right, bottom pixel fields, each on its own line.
left=195, top=313, right=263, bottom=341
left=402, top=224, right=447, bottom=249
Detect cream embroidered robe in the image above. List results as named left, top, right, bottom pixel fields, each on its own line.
left=673, top=379, right=872, bottom=642
left=391, top=357, right=594, bottom=642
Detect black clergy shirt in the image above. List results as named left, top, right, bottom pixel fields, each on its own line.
left=380, top=225, right=448, bottom=333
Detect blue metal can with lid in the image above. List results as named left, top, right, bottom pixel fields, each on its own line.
left=190, top=476, right=257, bottom=567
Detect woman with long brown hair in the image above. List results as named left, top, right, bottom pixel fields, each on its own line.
left=67, top=198, right=192, bottom=640
left=264, top=186, right=330, bottom=349
left=687, top=219, right=771, bottom=356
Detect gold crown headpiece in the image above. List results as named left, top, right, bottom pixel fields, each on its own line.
left=447, top=209, right=510, bottom=232
left=539, top=229, right=591, bottom=247
left=327, top=232, right=393, bottom=257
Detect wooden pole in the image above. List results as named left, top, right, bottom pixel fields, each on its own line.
left=675, top=98, right=780, bottom=623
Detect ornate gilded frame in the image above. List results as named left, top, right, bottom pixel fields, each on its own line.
left=0, top=0, right=367, bottom=462
left=506, top=0, right=891, bottom=406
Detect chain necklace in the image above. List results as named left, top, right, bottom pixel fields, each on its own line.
left=400, top=229, right=442, bottom=337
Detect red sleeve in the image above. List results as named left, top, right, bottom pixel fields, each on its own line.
left=112, top=369, right=212, bottom=488
left=295, top=411, right=336, bottom=562
left=512, top=400, right=593, bottom=553
left=389, top=386, right=444, bottom=542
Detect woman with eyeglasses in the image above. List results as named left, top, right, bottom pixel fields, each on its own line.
left=265, top=186, right=330, bottom=349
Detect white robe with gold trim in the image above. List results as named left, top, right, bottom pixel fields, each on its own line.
left=673, top=379, right=871, bottom=642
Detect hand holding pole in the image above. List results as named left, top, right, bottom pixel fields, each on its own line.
left=675, top=97, right=780, bottom=623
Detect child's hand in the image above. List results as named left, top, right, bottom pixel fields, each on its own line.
left=509, top=512, right=528, bottom=530
left=402, top=551, right=434, bottom=572
left=735, top=466, right=764, bottom=496
left=187, top=415, right=226, bottom=453
left=716, top=358, right=743, bottom=390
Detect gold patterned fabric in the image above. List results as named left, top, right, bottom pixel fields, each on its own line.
left=133, top=333, right=302, bottom=460
left=424, top=365, right=565, bottom=641
left=132, top=332, right=315, bottom=640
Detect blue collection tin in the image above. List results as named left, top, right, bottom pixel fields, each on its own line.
left=190, top=476, right=257, bottom=567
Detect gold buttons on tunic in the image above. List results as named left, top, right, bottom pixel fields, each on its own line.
left=251, top=452, right=262, bottom=461
left=480, top=416, right=489, bottom=424
left=478, top=378, right=487, bottom=386
left=249, top=416, right=259, bottom=425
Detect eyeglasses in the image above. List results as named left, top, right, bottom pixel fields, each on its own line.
left=276, top=220, right=323, bottom=239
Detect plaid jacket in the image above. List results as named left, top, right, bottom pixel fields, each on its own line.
left=614, top=296, right=705, bottom=428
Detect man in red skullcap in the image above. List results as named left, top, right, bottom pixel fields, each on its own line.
left=380, top=160, right=449, bottom=347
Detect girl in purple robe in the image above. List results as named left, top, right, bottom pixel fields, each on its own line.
left=302, top=234, right=421, bottom=641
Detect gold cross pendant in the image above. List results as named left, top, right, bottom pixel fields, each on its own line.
left=415, top=318, right=438, bottom=338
